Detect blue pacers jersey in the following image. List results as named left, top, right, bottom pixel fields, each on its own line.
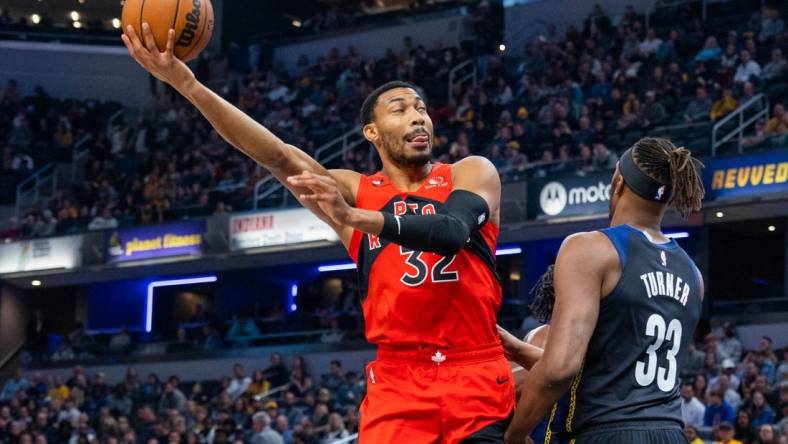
left=570, top=224, right=703, bottom=434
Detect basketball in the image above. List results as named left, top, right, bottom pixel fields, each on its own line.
left=121, top=0, right=214, bottom=62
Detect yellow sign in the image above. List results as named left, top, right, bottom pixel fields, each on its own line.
left=710, top=162, right=788, bottom=190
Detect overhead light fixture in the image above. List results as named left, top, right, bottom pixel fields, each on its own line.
left=318, top=263, right=357, bottom=272
left=111, top=18, right=121, bottom=29
left=31, top=280, right=42, bottom=287
left=70, top=11, right=80, bottom=21
left=768, top=225, right=776, bottom=232
left=31, top=14, right=41, bottom=24
left=498, top=44, right=506, bottom=52
left=72, top=21, right=82, bottom=28
left=715, top=211, right=724, bottom=218
left=78, top=0, right=86, bottom=3
left=496, top=246, right=522, bottom=256
left=146, top=276, right=217, bottom=332
left=292, top=20, right=302, bottom=28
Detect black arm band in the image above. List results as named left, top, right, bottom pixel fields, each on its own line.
left=379, top=190, right=490, bottom=257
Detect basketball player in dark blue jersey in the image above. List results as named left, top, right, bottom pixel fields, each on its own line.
left=501, top=266, right=571, bottom=444
left=504, top=138, right=706, bottom=444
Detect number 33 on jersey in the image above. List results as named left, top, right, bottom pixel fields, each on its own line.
left=347, top=164, right=503, bottom=349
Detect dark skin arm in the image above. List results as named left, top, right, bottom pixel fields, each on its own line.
left=286, top=155, right=501, bottom=236
left=497, top=325, right=544, bottom=371
left=505, top=232, right=619, bottom=444
left=121, top=24, right=358, bottom=247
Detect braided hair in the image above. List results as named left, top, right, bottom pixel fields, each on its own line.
left=631, top=138, right=705, bottom=218
left=528, top=264, right=556, bottom=323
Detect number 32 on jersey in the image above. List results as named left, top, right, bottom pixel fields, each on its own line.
left=399, top=247, right=459, bottom=287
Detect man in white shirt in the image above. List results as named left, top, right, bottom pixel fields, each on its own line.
left=710, top=359, right=742, bottom=392
left=227, top=363, right=252, bottom=400
left=88, top=207, right=119, bottom=231
left=734, top=50, right=762, bottom=84
left=680, top=381, right=706, bottom=428
left=717, top=324, right=742, bottom=362
left=718, top=374, right=741, bottom=410
left=639, top=28, right=663, bottom=57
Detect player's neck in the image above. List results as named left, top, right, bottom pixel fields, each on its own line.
left=381, top=162, right=433, bottom=192
left=610, top=198, right=663, bottom=234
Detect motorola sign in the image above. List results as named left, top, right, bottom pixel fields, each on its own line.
left=528, top=171, right=613, bottom=219
left=539, top=182, right=567, bottom=216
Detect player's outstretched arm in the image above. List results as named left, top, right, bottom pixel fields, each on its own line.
left=121, top=24, right=358, bottom=240
left=288, top=155, right=500, bottom=257
left=505, top=232, right=615, bottom=444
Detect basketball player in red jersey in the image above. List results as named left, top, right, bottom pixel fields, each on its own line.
left=122, top=26, right=542, bottom=443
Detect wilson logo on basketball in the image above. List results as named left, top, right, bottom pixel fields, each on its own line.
left=176, top=0, right=202, bottom=47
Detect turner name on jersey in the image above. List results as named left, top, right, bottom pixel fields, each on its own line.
left=638, top=270, right=691, bottom=306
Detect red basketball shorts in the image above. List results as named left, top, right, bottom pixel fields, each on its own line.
left=359, top=341, right=515, bottom=444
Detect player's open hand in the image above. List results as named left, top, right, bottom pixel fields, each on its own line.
left=121, top=23, right=195, bottom=91
left=498, top=324, right=527, bottom=363
left=287, top=170, right=353, bottom=226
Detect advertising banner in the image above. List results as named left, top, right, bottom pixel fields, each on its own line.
left=229, top=208, right=339, bottom=250
left=703, top=151, right=788, bottom=201
left=527, top=171, right=613, bottom=220
left=0, top=235, right=84, bottom=274
left=105, top=221, right=205, bottom=263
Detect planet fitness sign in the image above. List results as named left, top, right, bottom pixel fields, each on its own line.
left=105, top=220, right=205, bottom=263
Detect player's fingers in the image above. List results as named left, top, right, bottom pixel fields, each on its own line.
left=298, top=193, right=322, bottom=201
left=141, top=22, right=158, bottom=53
left=289, top=176, right=329, bottom=191
left=125, top=25, right=145, bottom=53
left=310, top=173, right=337, bottom=187
left=166, top=29, right=175, bottom=56
left=120, top=34, right=135, bottom=57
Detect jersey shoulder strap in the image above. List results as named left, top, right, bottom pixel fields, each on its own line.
left=599, top=225, right=633, bottom=269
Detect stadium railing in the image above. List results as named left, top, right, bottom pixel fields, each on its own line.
left=15, top=162, right=56, bottom=218
left=711, top=93, right=769, bottom=156
left=448, top=59, right=477, bottom=102
left=253, top=127, right=366, bottom=209
left=330, top=433, right=359, bottom=444
left=69, top=133, right=94, bottom=183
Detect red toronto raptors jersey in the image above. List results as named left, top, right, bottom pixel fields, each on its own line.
left=347, top=163, right=502, bottom=349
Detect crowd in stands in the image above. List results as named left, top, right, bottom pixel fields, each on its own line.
left=0, top=357, right=363, bottom=444
left=3, top=319, right=787, bottom=444
left=2, top=2, right=788, bottom=242
left=680, top=325, right=788, bottom=444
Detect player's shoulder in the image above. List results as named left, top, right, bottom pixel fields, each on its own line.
left=450, top=156, right=501, bottom=186
left=329, top=169, right=363, bottom=181
left=561, top=230, right=611, bottom=248
left=451, top=155, right=497, bottom=173
left=558, top=231, right=618, bottom=266
left=328, top=169, right=363, bottom=203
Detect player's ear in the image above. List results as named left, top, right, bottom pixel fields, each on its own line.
left=613, top=172, right=625, bottom=197
left=363, top=123, right=378, bottom=143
